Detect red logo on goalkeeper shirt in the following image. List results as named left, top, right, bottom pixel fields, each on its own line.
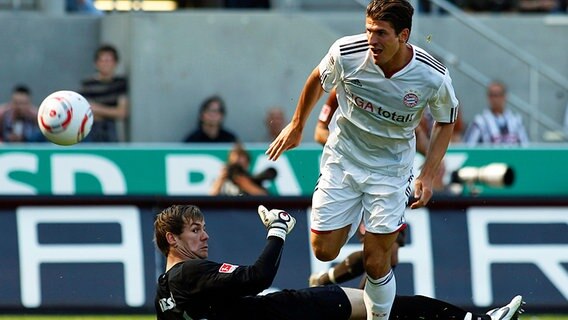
left=219, top=263, right=239, bottom=273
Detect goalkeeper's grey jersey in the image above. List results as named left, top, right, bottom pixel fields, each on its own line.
left=318, top=34, right=459, bottom=176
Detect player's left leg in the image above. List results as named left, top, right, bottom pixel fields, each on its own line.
left=362, top=231, right=399, bottom=320
left=361, top=171, right=413, bottom=320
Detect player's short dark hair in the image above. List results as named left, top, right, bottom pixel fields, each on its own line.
left=94, top=44, right=120, bottom=63
left=154, top=205, right=205, bottom=257
left=366, top=0, right=414, bottom=36
left=12, top=84, right=31, bottom=96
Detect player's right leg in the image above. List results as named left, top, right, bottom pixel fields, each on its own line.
left=309, top=250, right=365, bottom=287
left=310, top=225, right=352, bottom=261
left=310, top=164, right=364, bottom=261
left=309, top=228, right=406, bottom=288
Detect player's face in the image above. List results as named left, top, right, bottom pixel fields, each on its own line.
left=176, top=219, right=209, bottom=260
left=366, top=17, right=408, bottom=67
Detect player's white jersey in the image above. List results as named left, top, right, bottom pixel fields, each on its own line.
left=318, top=33, right=459, bottom=176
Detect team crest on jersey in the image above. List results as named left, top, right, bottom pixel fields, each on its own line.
left=403, top=90, right=420, bottom=107
left=219, top=263, right=239, bottom=273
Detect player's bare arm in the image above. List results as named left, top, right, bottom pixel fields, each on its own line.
left=411, top=121, right=455, bottom=209
left=266, top=67, right=325, bottom=161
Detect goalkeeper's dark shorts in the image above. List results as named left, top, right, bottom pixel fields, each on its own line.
left=239, top=284, right=352, bottom=320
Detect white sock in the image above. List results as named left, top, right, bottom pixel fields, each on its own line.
left=464, top=313, right=472, bottom=320
left=363, top=269, right=396, bottom=320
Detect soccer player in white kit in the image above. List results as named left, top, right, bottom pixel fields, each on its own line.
left=266, top=0, right=459, bottom=319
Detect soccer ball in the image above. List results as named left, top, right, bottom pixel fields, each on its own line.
left=37, top=90, right=93, bottom=146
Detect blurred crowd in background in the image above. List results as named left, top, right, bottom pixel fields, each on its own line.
left=1, top=0, right=567, bottom=197
left=176, top=0, right=567, bottom=13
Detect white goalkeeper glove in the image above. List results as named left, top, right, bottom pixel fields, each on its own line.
left=257, top=205, right=296, bottom=241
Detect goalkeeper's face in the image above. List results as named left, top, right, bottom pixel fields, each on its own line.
left=174, top=219, right=210, bottom=260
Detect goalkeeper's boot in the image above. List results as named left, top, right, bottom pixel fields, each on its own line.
left=485, top=295, right=525, bottom=320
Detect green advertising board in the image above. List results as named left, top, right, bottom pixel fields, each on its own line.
left=0, top=144, right=567, bottom=196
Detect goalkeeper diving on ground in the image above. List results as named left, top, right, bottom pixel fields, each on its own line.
left=154, top=204, right=524, bottom=320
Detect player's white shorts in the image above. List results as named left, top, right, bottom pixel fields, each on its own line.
left=311, top=152, right=413, bottom=239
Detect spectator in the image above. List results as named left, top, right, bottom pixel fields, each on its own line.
left=210, top=143, right=276, bottom=196
left=264, top=107, right=286, bottom=142
left=184, top=95, right=239, bottom=143
left=0, top=85, right=43, bottom=143
left=464, top=81, right=529, bottom=146
left=80, top=44, right=129, bottom=142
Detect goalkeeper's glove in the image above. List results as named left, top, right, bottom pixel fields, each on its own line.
left=257, top=205, right=296, bottom=241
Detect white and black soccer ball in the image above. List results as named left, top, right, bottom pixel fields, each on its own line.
left=37, top=90, right=93, bottom=146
